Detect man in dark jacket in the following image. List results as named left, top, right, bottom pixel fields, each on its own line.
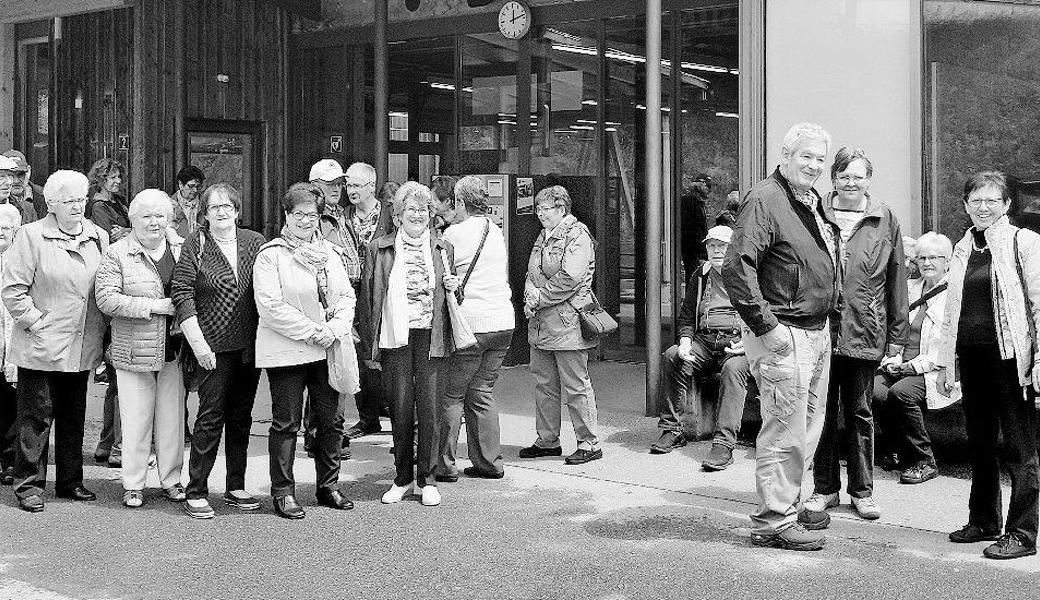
left=722, top=122, right=839, bottom=552
left=651, top=225, right=750, bottom=471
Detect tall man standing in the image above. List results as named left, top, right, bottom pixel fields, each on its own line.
left=722, top=122, right=839, bottom=551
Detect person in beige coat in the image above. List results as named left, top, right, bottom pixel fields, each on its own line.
left=2, top=170, right=109, bottom=513
left=95, top=190, right=186, bottom=508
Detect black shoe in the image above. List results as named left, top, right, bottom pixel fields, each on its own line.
left=339, top=447, right=351, bottom=460
left=518, top=445, right=563, bottom=459
left=107, top=454, right=122, bottom=468
left=56, top=485, right=96, bottom=501
left=984, top=533, right=1037, bottom=559
left=564, top=449, right=603, bottom=465
left=797, top=508, right=831, bottom=530
left=434, top=473, right=459, bottom=483
left=0, top=466, right=13, bottom=485
left=93, top=447, right=110, bottom=463
left=316, top=488, right=355, bottom=510
left=949, top=524, right=1001, bottom=544
left=877, top=452, right=901, bottom=472
left=701, top=444, right=734, bottom=471
left=19, top=494, right=44, bottom=513
left=274, top=495, right=306, bottom=519
left=344, top=421, right=382, bottom=439
left=223, top=491, right=261, bottom=511
left=900, top=462, right=938, bottom=485
left=751, top=523, right=825, bottom=551
left=464, top=466, right=505, bottom=479
left=650, top=431, right=687, bottom=455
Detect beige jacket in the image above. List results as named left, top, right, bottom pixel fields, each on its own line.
left=95, top=230, right=184, bottom=372
left=1, top=214, right=110, bottom=372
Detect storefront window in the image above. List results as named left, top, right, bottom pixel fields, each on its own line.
left=459, top=33, right=521, bottom=175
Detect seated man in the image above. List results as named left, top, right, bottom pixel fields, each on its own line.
left=651, top=225, right=751, bottom=471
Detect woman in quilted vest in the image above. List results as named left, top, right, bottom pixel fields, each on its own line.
left=95, top=190, right=185, bottom=509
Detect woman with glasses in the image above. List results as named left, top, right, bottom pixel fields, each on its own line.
left=935, top=171, right=1040, bottom=560
left=2, top=170, right=109, bottom=513
left=173, top=183, right=267, bottom=519
left=800, top=147, right=908, bottom=528
left=518, top=185, right=602, bottom=466
left=872, top=231, right=959, bottom=484
left=254, top=183, right=357, bottom=519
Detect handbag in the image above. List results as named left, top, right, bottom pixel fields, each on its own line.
left=439, top=248, right=478, bottom=351
left=327, top=336, right=361, bottom=395
left=569, top=294, right=619, bottom=340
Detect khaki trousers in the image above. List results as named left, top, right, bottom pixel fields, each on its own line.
left=530, top=347, right=599, bottom=452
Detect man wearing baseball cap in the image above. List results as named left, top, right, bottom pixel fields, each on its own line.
left=651, top=224, right=751, bottom=472
left=0, top=152, right=40, bottom=223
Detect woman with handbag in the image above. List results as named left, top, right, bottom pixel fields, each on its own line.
left=364, top=181, right=456, bottom=507
left=935, top=171, right=1040, bottom=560
left=519, top=185, right=603, bottom=466
left=435, top=176, right=515, bottom=482
left=254, top=183, right=357, bottom=519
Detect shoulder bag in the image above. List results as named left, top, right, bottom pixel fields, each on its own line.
left=439, top=247, right=478, bottom=351
left=456, top=217, right=490, bottom=305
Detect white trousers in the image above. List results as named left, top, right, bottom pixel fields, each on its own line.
left=116, top=361, right=185, bottom=491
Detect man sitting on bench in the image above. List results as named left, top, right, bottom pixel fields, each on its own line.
left=651, top=225, right=751, bottom=471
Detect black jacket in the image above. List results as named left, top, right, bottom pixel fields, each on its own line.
left=722, top=168, right=840, bottom=336
left=822, top=192, right=908, bottom=361
left=676, top=260, right=728, bottom=341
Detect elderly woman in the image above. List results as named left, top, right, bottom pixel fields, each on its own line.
left=366, top=181, right=455, bottom=507
left=873, top=231, right=959, bottom=485
left=519, top=185, right=601, bottom=465
left=936, top=171, right=1040, bottom=560
left=172, top=183, right=266, bottom=519
left=254, top=183, right=357, bottom=519
left=798, top=147, right=907, bottom=528
left=435, top=176, right=515, bottom=482
left=95, top=190, right=185, bottom=508
left=2, top=170, right=109, bottom=513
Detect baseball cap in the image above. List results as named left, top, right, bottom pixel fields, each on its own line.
left=1, top=150, right=28, bottom=173
left=0, top=155, right=19, bottom=173
left=308, top=159, right=345, bottom=182
left=703, top=225, right=733, bottom=244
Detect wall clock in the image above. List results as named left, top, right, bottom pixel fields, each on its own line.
left=498, top=1, right=531, bottom=40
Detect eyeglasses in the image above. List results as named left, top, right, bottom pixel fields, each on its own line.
left=535, top=204, right=561, bottom=214
left=184, top=181, right=202, bottom=189
left=402, top=206, right=428, bottom=215
left=208, top=203, right=236, bottom=214
left=345, top=182, right=372, bottom=190
left=836, top=175, right=867, bottom=184
left=966, top=197, right=1004, bottom=209
left=916, top=255, right=947, bottom=263
left=290, top=210, right=320, bottom=221
left=58, top=197, right=87, bottom=206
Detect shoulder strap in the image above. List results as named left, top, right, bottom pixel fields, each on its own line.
left=909, top=282, right=948, bottom=312
left=458, top=218, right=490, bottom=297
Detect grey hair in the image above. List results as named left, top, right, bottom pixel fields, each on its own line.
left=346, top=162, right=377, bottom=183
left=43, top=170, right=89, bottom=206
left=916, top=231, right=953, bottom=260
left=391, top=181, right=435, bottom=217
left=129, top=189, right=174, bottom=220
left=534, top=185, right=572, bottom=215
left=454, top=176, right=489, bottom=215
left=0, top=203, right=22, bottom=226
left=780, top=122, right=831, bottom=158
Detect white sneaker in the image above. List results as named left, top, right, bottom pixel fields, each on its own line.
left=852, top=496, right=881, bottom=520
left=381, top=483, right=413, bottom=504
left=420, top=485, right=441, bottom=507
left=803, top=492, right=839, bottom=512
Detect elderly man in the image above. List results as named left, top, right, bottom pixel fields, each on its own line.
left=2, top=150, right=44, bottom=221
left=0, top=204, right=21, bottom=485
left=651, top=225, right=750, bottom=471
left=3, top=170, right=109, bottom=512
left=722, top=122, right=839, bottom=551
left=171, top=165, right=205, bottom=239
left=430, top=175, right=459, bottom=232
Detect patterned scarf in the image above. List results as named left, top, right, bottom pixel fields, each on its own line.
left=281, top=224, right=330, bottom=307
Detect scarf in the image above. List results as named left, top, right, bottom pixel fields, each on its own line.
left=323, top=203, right=362, bottom=281
left=281, top=224, right=330, bottom=307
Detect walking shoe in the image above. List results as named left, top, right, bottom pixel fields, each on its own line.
left=983, top=533, right=1037, bottom=560
left=316, top=488, right=355, bottom=510
left=107, top=453, right=122, bottom=468
left=650, top=431, right=687, bottom=454
left=564, top=449, right=603, bottom=465
left=381, top=483, right=414, bottom=504
left=0, top=466, right=13, bottom=485
left=419, top=485, right=441, bottom=507
left=273, top=495, right=306, bottom=519
left=56, top=485, right=97, bottom=501
left=949, top=524, right=1001, bottom=543
left=344, top=420, right=382, bottom=439
left=900, top=462, right=938, bottom=485
left=463, top=466, right=505, bottom=479
left=163, top=484, right=187, bottom=502
left=223, top=490, right=261, bottom=511
left=701, top=444, right=734, bottom=471
left=518, top=445, right=562, bottom=459
left=123, top=490, right=145, bottom=508
left=877, top=452, right=900, bottom=472
left=184, top=499, right=215, bottom=519
left=750, top=523, right=825, bottom=551
left=19, top=494, right=44, bottom=513
left=434, top=472, right=460, bottom=483
left=802, top=492, right=839, bottom=513
left=851, top=496, right=881, bottom=520
left=797, top=509, right=831, bottom=530
left=93, top=446, right=110, bottom=463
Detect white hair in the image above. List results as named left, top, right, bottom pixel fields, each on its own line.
left=128, top=189, right=174, bottom=219
left=916, top=231, right=953, bottom=259
left=345, top=162, right=376, bottom=183
left=0, top=204, right=22, bottom=226
left=780, top=122, right=832, bottom=157
left=43, top=170, right=89, bottom=205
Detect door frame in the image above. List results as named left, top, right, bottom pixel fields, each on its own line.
left=183, top=118, right=265, bottom=233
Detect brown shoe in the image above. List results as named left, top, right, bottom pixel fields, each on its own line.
left=701, top=443, right=734, bottom=471
left=650, top=431, right=687, bottom=454
left=751, top=523, right=825, bottom=551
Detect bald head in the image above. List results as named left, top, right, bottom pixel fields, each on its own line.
left=345, top=162, right=377, bottom=207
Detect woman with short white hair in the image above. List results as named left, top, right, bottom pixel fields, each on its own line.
left=95, top=189, right=186, bottom=508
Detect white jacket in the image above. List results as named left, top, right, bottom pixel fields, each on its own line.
left=907, top=277, right=960, bottom=409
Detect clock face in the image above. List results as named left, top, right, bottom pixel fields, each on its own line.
left=498, top=1, right=531, bottom=40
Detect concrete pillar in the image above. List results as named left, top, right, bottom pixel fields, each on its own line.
left=373, top=0, right=388, bottom=185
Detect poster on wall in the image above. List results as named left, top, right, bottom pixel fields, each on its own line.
left=37, top=90, right=48, bottom=135
left=516, top=177, right=533, bottom=215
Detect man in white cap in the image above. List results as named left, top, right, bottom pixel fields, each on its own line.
left=0, top=154, right=37, bottom=224
left=2, top=150, right=44, bottom=221
left=651, top=224, right=750, bottom=472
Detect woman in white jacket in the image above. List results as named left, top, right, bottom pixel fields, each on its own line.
left=873, top=231, right=960, bottom=485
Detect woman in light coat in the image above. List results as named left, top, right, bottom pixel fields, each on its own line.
left=95, top=190, right=185, bottom=508
left=936, top=171, right=1040, bottom=560
left=873, top=231, right=960, bottom=485
left=519, top=185, right=601, bottom=466
left=254, top=183, right=357, bottom=519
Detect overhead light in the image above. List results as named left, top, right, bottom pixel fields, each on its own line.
left=388, top=111, right=408, bottom=118
left=570, top=125, right=595, bottom=131
left=582, top=99, right=597, bottom=106
left=576, top=119, right=596, bottom=124
left=429, top=82, right=455, bottom=91
left=605, top=127, right=617, bottom=132
left=498, top=120, right=517, bottom=125
left=715, top=111, right=739, bottom=118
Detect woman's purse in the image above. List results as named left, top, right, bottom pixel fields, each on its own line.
left=570, top=294, right=618, bottom=340
left=327, top=336, right=360, bottom=395
left=439, top=248, right=478, bottom=351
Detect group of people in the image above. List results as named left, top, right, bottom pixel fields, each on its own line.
left=0, top=152, right=607, bottom=520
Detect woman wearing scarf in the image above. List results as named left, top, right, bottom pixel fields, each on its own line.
left=254, top=183, right=357, bottom=519
left=364, top=181, right=457, bottom=508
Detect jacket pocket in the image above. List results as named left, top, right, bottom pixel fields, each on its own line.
left=758, top=359, right=796, bottom=418
left=779, top=263, right=799, bottom=308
